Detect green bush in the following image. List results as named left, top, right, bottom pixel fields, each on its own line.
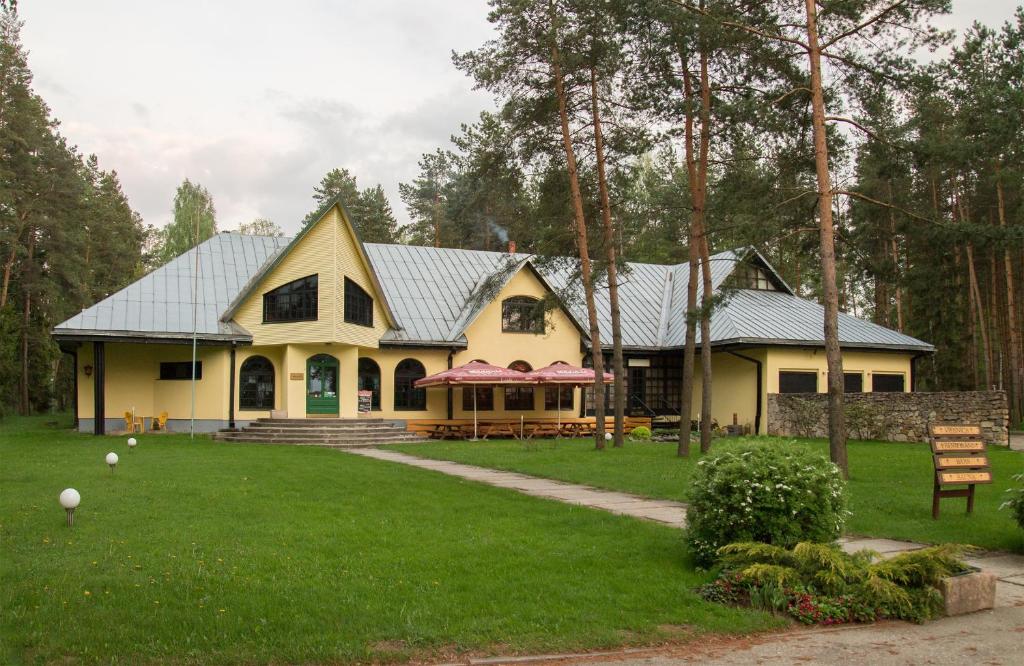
left=1001, top=473, right=1024, bottom=531
left=629, top=425, right=651, bottom=440
left=698, top=541, right=971, bottom=624
left=685, top=442, right=847, bottom=564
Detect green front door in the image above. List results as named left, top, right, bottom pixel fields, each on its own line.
left=306, top=354, right=339, bottom=415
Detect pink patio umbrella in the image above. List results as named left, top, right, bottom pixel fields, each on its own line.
left=415, top=360, right=534, bottom=439
left=524, top=361, right=614, bottom=434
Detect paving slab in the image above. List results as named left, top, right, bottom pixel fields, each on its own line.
left=839, top=537, right=926, bottom=555
left=965, top=553, right=1024, bottom=580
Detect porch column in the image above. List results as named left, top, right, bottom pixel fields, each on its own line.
left=93, top=341, right=105, bottom=435
left=446, top=349, right=454, bottom=420
left=228, top=343, right=236, bottom=429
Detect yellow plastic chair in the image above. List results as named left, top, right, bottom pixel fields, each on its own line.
left=123, top=411, right=143, bottom=433
left=152, top=411, right=168, bottom=432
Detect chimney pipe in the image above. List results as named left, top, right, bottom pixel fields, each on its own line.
left=508, top=240, right=516, bottom=254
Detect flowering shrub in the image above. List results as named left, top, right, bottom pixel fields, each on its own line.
left=1000, top=473, right=1024, bottom=531
left=685, top=442, right=847, bottom=564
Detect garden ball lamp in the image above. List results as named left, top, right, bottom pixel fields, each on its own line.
left=605, top=432, right=613, bottom=442
left=60, top=488, right=80, bottom=527
left=106, top=452, right=119, bottom=474
left=127, top=437, right=137, bottom=451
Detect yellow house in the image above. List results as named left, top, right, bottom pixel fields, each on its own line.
left=53, top=200, right=933, bottom=435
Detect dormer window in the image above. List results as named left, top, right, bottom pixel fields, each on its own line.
left=727, top=263, right=776, bottom=291
left=344, top=277, right=373, bottom=327
left=502, top=296, right=545, bottom=334
left=263, top=274, right=318, bottom=323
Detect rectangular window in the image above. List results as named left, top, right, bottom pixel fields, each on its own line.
left=778, top=370, right=817, bottom=393
left=872, top=373, right=905, bottom=392
left=159, top=361, right=202, bottom=380
left=544, top=386, right=573, bottom=410
left=343, top=277, right=373, bottom=327
left=463, top=386, right=494, bottom=411
left=844, top=372, right=863, bottom=393
left=263, top=274, right=318, bottom=323
left=504, top=386, right=535, bottom=410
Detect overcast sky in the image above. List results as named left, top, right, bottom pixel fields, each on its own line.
left=19, top=1, right=1021, bottom=236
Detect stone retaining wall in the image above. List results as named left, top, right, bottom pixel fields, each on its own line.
left=766, top=391, right=1009, bottom=445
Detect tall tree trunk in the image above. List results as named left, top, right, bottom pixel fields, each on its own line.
left=19, top=227, right=35, bottom=415
left=678, top=23, right=715, bottom=454
left=960, top=211, right=993, bottom=389
left=590, top=66, right=625, bottom=447
left=678, top=232, right=698, bottom=457
left=804, top=0, right=847, bottom=477
left=550, top=30, right=605, bottom=449
left=996, top=164, right=1022, bottom=423
left=698, top=224, right=714, bottom=453
left=1, top=214, right=28, bottom=309
left=677, top=42, right=700, bottom=458
left=886, top=180, right=903, bottom=331
left=967, top=242, right=993, bottom=389
left=432, top=192, right=442, bottom=248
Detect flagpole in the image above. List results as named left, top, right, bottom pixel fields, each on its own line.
left=190, top=195, right=200, bottom=440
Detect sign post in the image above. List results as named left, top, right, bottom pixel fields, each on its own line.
left=929, top=424, right=992, bottom=519
left=357, top=390, right=372, bottom=417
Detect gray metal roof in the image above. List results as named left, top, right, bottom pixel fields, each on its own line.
left=53, top=233, right=290, bottom=341
left=54, top=234, right=933, bottom=353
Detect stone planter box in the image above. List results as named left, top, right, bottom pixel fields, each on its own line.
left=939, top=568, right=996, bottom=616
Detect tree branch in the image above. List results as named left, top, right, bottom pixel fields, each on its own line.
left=824, top=115, right=881, bottom=141
left=773, top=87, right=812, bottom=105
left=820, top=0, right=909, bottom=51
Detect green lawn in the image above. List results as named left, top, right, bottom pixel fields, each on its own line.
left=387, top=435, right=1024, bottom=553
left=0, top=415, right=778, bottom=665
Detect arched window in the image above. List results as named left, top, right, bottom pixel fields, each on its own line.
left=344, top=277, right=373, bottom=327
left=502, top=296, right=545, bottom=334
left=239, top=356, right=275, bottom=410
left=394, top=358, right=427, bottom=410
left=544, top=362, right=573, bottom=410
left=463, top=359, right=494, bottom=410
left=505, top=360, right=534, bottom=410
left=263, top=274, right=318, bottom=322
left=358, top=358, right=381, bottom=410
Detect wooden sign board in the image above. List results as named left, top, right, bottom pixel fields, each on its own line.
left=934, top=455, right=990, bottom=469
left=289, top=372, right=304, bottom=381
left=931, top=440, right=985, bottom=453
left=357, top=390, right=372, bottom=415
left=938, top=471, right=993, bottom=484
left=929, top=423, right=991, bottom=519
left=931, top=424, right=981, bottom=436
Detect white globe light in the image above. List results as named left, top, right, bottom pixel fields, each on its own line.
left=127, top=437, right=137, bottom=448
left=106, top=452, right=119, bottom=466
left=605, top=432, right=613, bottom=441
left=59, top=488, right=81, bottom=509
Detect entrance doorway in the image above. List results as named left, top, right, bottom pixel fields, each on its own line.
left=306, top=354, right=339, bottom=415
left=628, top=366, right=648, bottom=415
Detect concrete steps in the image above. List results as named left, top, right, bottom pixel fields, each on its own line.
left=211, top=418, right=426, bottom=448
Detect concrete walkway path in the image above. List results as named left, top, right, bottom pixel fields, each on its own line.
left=350, top=448, right=688, bottom=527
left=347, top=447, right=1024, bottom=608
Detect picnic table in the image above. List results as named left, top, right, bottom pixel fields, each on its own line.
left=560, top=420, right=596, bottom=438
left=427, top=423, right=467, bottom=440
left=477, top=421, right=519, bottom=440
left=527, top=422, right=562, bottom=439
